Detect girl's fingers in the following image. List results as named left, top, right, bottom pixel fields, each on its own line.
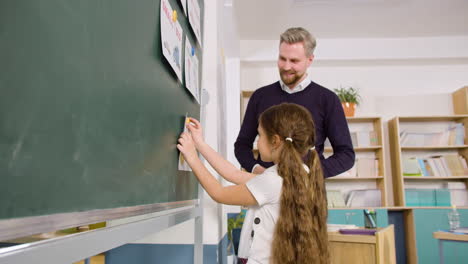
left=189, top=118, right=201, bottom=128
left=187, top=124, right=196, bottom=133
left=179, top=132, right=189, bottom=140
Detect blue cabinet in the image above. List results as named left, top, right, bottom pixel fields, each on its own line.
left=413, top=209, right=468, bottom=264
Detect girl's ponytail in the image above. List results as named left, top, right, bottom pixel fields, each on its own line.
left=261, top=103, right=329, bottom=264
left=307, top=148, right=329, bottom=262
left=272, top=137, right=309, bottom=263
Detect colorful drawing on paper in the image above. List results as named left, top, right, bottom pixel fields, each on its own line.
left=187, top=0, right=202, bottom=46
left=161, top=0, right=183, bottom=82
left=184, top=37, right=200, bottom=102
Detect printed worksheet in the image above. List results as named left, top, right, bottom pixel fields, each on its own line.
left=187, top=0, right=202, bottom=46
left=184, top=37, right=200, bottom=102
left=161, top=0, right=183, bottom=82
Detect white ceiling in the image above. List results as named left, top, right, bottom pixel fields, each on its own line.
left=232, top=0, right=468, bottom=39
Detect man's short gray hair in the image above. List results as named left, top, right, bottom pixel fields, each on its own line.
left=280, top=27, right=316, bottom=57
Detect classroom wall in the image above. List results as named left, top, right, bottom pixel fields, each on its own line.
left=110, top=6, right=468, bottom=260
left=237, top=36, right=468, bottom=205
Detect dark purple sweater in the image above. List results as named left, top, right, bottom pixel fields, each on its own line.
left=234, top=81, right=355, bottom=178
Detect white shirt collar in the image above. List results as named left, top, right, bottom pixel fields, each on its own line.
left=279, top=74, right=311, bottom=94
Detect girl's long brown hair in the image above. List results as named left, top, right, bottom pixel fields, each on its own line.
left=259, top=103, right=329, bottom=264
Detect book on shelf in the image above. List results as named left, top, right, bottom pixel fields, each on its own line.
left=443, top=182, right=468, bottom=206
left=356, top=158, right=379, bottom=177
left=327, top=224, right=359, bottom=232
left=350, top=131, right=378, bottom=147
left=449, top=189, right=468, bottom=206
left=334, top=158, right=378, bottom=178
left=399, top=123, right=465, bottom=147
left=405, top=189, right=439, bottom=206
left=402, top=157, right=423, bottom=176
left=452, top=227, right=468, bottom=234
left=405, top=188, right=457, bottom=207
left=402, top=154, right=468, bottom=177
left=327, top=190, right=346, bottom=208
left=346, top=189, right=381, bottom=207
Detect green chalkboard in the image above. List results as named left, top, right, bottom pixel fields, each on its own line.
left=0, top=0, right=202, bottom=220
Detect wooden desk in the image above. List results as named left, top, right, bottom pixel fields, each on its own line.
left=328, top=225, right=396, bottom=264
left=433, top=231, right=468, bottom=264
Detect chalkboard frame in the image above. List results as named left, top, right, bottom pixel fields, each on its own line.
left=0, top=200, right=197, bottom=241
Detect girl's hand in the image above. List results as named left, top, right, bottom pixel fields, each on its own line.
left=177, top=131, right=198, bottom=163
left=187, top=118, right=204, bottom=147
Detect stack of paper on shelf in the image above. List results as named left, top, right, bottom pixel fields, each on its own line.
left=327, top=224, right=359, bottom=232
left=402, top=157, right=423, bottom=176
left=452, top=227, right=468, bottom=234
left=327, top=190, right=346, bottom=208
left=443, top=181, right=468, bottom=206
left=450, top=189, right=468, bottom=206
left=399, top=123, right=465, bottom=147
left=350, top=131, right=379, bottom=147
left=356, top=158, right=379, bottom=177
left=346, top=189, right=381, bottom=207
left=443, top=154, right=467, bottom=175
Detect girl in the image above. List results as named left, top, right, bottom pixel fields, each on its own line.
left=177, top=103, right=329, bottom=264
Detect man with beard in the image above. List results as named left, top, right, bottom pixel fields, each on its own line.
left=234, top=27, right=355, bottom=178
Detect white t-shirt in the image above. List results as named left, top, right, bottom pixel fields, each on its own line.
left=237, top=165, right=283, bottom=264
left=238, top=164, right=310, bottom=264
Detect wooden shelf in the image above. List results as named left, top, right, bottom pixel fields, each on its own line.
left=403, top=176, right=468, bottom=180
left=325, top=146, right=382, bottom=152
left=386, top=206, right=468, bottom=211
left=401, top=145, right=468, bottom=150
left=327, top=176, right=384, bottom=181
left=397, top=115, right=468, bottom=122
left=241, top=90, right=254, bottom=98
left=388, top=115, right=468, bottom=207
left=346, top=116, right=382, bottom=123
left=330, top=116, right=387, bottom=207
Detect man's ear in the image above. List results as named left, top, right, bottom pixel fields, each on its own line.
left=307, top=54, right=314, bottom=67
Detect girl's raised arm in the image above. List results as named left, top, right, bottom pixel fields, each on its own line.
left=187, top=118, right=256, bottom=185
left=177, top=131, right=257, bottom=206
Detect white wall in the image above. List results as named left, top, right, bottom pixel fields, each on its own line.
left=238, top=36, right=468, bottom=205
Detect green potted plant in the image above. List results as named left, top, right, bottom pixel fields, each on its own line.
left=227, top=210, right=246, bottom=256
left=333, top=87, right=361, bottom=117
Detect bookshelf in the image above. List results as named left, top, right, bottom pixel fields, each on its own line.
left=388, top=115, right=468, bottom=207
left=325, top=117, right=387, bottom=208
left=240, top=91, right=387, bottom=208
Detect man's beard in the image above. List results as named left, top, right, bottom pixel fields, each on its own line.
left=279, top=69, right=304, bottom=86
